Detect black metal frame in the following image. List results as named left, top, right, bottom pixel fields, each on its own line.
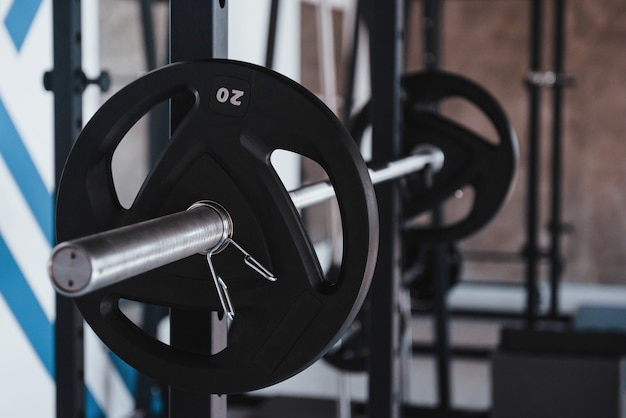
left=138, top=0, right=170, bottom=168
left=168, top=3, right=228, bottom=417
left=366, top=0, right=405, bottom=417
left=265, top=0, right=281, bottom=69
left=420, top=0, right=454, bottom=414
left=524, top=0, right=572, bottom=325
left=524, top=0, right=543, bottom=327
left=548, top=0, right=568, bottom=319
left=49, top=1, right=85, bottom=417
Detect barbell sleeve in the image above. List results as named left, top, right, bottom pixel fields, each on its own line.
left=49, top=147, right=444, bottom=297
left=49, top=201, right=232, bottom=297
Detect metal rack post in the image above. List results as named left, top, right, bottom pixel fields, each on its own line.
left=421, top=0, right=453, bottom=413
left=49, top=0, right=86, bottom=416
left=168, top=1, right=228, bottom=417
left=524, top=0, right=543, bottom=327
left=548, top=0, right=567, bottom=319
left=367, top=0, right=404, bottom=417
left=265, top=0, right=281, bottom=69
left=342, top=0, right=365, bottom=125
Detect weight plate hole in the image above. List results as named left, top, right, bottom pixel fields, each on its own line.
left=111, top=92, right=194, bottom=209
left=439, top=98, right=500, bottom=145
left=118, top=299, right=171, bottom=345
left=111, top=117, right=152, bottom=209
left=270, top=150, right=343, bottom=285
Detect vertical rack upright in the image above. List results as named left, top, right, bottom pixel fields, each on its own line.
left=366, top=0, right=405, bottom=417
left=524, top=0, right=543, bottom=327
left=524, top=0, right=571, bottom=325
left=421, top=0, right=453, bottom=413
left=547, top=0, right=568, bottom=320
left=50, top=1, right=86, bottom=416
left=168, top=1, right=228, bottom=417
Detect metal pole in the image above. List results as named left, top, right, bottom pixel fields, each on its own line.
left=49, top=0, right=85, bottom=416
left=422, top=0, right=451, bottom=413
left=49, top=150, right=444, bottom=296
left=342, top=0, right=363, bottom=125
left=264, top=0, right=280, bottom=69
left=139, top=0, right=157, bottom=71
left=367, top=0, right=404, bottom=416
left=139, top=0, right=171, bottom=169
left=169, top=1, right=228, bottom=417
left=423, top=0, right=441, bottom=71
left=548, top=0, right=566, bottom=319
left=290, top=150, right=443, bottom=208
left=525, top=0, right=543, bottom=328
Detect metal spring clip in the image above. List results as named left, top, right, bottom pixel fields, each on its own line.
left=206, top=238, right=277, bottom=320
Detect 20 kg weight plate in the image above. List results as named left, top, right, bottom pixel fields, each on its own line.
left=55, top=60, right=378, bottom=394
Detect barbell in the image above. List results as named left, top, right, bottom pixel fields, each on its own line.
left=49, top=59, right=517, bottom=393
left=50, top=147, right=443, bottom=298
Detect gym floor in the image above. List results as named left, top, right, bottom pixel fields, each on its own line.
left=227, top=280, right=626, bottom=416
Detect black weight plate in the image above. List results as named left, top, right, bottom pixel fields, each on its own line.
left=402, top=71, right=518, bottom=242
left=55, top=60, right=378, bottom=394
left=349, top=70, right=518, bottom=243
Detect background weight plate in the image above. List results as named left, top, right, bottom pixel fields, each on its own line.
left=402, top=70, right=518, bottom=242
left=349, top=70, right=518, bottom=243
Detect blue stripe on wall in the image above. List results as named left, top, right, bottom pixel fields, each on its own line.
left=0, top=98, right=54, bottom=243
left=0, top=235, right=107, bottom=418
left=86, top=389, right=106, bottom=418
left=0, top=235, right=54, bottom=375
left=3, top=0, right=43, bottom=51
left=109, top=352, right=138, bottom=397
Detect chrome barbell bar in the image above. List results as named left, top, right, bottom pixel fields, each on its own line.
left=49, top=146, right=444, bottom=297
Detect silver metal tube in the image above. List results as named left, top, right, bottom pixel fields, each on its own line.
left=49, top=202, right=232, bottom=297
left=369, top=146, right=443, bottom=185
left=289, top=181, right=337, bottom=209
left=290, top=146, right=444, bottom=209
left=49, top=148, right=444, bottom=297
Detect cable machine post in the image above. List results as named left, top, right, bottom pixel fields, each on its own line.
left=168, top=1, right=228, bottom=417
